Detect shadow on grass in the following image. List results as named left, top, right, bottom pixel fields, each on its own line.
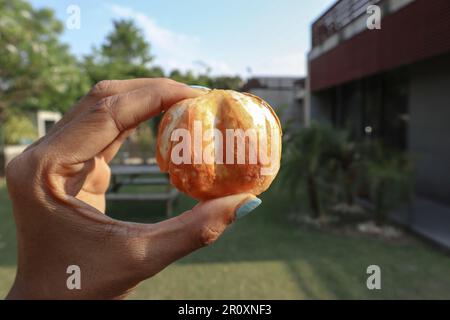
left=2, top=180, right=450, bottom=298
left=107, top=200, right=169, bottom=223
left=107, top=184, right=450, bottom=299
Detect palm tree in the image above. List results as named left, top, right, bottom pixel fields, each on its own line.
left=282, top=123, right=345, bottom=219
left=362, top=142, right=413, bottom=226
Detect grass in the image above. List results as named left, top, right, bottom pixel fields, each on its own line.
left=1, top=178, right=450, bottom=299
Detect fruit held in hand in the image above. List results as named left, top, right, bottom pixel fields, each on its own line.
left=156, top=89, right=282, bottom=201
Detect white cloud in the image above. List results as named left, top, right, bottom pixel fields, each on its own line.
left=107, top=3, right=236, bottom=76
left=109, top=4, right=198, bottom=56
left=107, top=3, right=305, bottom=78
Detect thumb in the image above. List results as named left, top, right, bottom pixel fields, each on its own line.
left=139, top=193, right=262, bottom=276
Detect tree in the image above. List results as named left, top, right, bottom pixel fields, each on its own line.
left=169, top=69, right=198, bottom=85
left=168, top=69, right=242, bottom=90
left=102, top=20, right=152, bottom=66
left=3, top=113, right=37, bottom=145
left=0, top=0, right=89, bottom=173
left=0, top=0, right=89, bottom=120
left=282, top=123, right=334, bottom=219
left=282, top=122, right=414, bottom=226
left=282, top=123, right=357, bottom=220
left=83, top=19, right=164, bottom=85
left=83, top=19, right=166, bottom=144
left=210, top=76, right=242, bottom=90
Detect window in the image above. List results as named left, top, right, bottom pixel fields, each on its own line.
left=330, top=68, right=409, bottom=150
left=44, top=120, right=56, bottom=135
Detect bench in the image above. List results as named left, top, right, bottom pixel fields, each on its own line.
left=106, top=164, right=178, bottom=216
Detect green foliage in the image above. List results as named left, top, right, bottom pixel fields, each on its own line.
left=0, top=0, right=89, bottom=118
left=83, top=19, right=164, bottom=84
left=3, top=113, right=37, bottom=145
left=282, top=122, right=353, bottom=219
left=169, top=70, right=201, bottom=86
left=361, top=141, right=414, bottom=225
left=102, top=20, right=152, bottom=66
left=282, top=122, right=413, bottom=225
left=209, top=75, right=243, bottom=90
left=82, top=19, right=167, bottom=137
left=169, top=69, right=242, bottom=90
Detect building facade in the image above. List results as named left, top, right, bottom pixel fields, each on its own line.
left=241, top=76, right=306, bottom=129
left=308, top=0, right=450, bottom=246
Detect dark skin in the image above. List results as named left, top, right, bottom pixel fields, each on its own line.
left=5, top=78, right=254, bottom=299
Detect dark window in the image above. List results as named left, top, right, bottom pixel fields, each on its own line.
left=44, top=120, right=56, bottom=135
left=330, top=68, right=409, bottom=150
left=380, top=70, right=409, bottom=150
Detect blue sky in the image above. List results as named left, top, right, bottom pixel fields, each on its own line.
left=29, top=0, right=335, bottom=77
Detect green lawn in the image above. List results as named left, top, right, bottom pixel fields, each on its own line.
left=1, top=178, right=450, bottom=299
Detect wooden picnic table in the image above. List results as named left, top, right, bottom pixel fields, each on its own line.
left=110, top=164, right=160, bottom=175
left=106, top=164, right=178, bottom=216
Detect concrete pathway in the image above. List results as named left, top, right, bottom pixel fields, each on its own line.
left=392, top=196, right=450, bottom=250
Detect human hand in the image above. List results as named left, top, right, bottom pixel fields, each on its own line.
left=5, top=78, right=261, bottom=299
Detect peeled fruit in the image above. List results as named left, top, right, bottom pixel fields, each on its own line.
left=156, top=89, right=282, bottom=201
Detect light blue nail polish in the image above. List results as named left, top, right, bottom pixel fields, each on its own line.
left=190, top=85, right=211, bottom=91
left=236, top=198, right=262, bottom=219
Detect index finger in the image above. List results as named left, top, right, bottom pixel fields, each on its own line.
left=39, top=80, right=202, bottom=165
left=25, top=78, right=186, bottom=152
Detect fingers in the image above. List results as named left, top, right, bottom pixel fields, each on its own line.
left=100, top=128, right=136, bottom=163
left=137, top=193, right=262, bottom=276
left=40, top=80, right=201, bottom=165
left=25, top=78, right=174, bottom=152
left=87, top=78, right=182, bottom=99
left=58, top=78, right=186, bottom=129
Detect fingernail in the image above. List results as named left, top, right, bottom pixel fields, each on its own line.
left=190, top=85, right=211, bottom=92
left=236, top=198, right=262, bottom=219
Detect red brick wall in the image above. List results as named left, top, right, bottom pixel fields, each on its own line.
left=309, top=0, right=450, bottom=92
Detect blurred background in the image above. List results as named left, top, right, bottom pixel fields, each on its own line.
left=1, top=0, right=450, bottom=299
